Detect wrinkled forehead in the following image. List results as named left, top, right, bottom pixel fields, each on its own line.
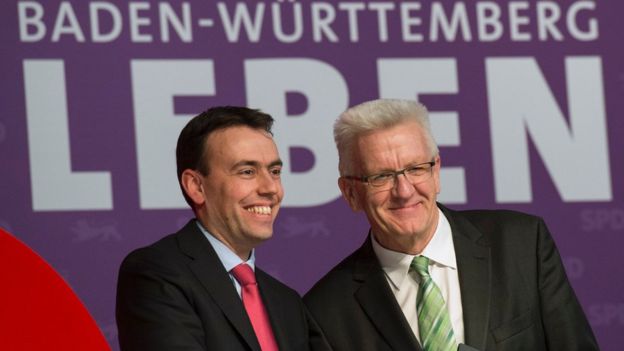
left=350, top=122, right=431, bottom=173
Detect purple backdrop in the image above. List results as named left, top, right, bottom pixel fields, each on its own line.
left=2, top=0, right=623, bottom=349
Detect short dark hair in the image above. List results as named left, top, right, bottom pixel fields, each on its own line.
left=176, top=106, right=274, bottom=207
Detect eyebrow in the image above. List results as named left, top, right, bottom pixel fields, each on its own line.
left=231, top=159, right=283, bottom=170
left=366, top=161, right=432, bottom=174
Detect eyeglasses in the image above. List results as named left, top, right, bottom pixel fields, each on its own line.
left=343, top=160, right=436, bottom=189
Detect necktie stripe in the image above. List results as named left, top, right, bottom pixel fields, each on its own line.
left=411, top=256, right=458, bottom=351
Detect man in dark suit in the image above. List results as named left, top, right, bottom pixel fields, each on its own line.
left=304, top=99, right=599, bottom=351
left=116, top=106, right=327, bottom=350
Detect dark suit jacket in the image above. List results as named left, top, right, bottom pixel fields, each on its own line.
left=116, top=220, right=327, bottom=351
left=304, top=205, right=599, bottom=351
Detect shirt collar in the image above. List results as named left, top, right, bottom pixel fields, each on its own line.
left=421, top=208, right=457, bottom=270
left=195, top=220, right=256, bottom=272
left=371, top=208, right=456, bottom=290
left=371, top=236, right=414, bottom=290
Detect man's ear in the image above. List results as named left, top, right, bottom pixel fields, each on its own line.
left=338, top=177, right=362, bottom=212
left=181, top=169, right=206, bottom=206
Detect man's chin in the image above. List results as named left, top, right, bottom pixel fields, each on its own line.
left=249, top=229, right=274, bottom=242
left=387, top=223, right=429, bottom=239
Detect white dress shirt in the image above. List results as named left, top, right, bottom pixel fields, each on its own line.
left=371, top=208, right=465, bottom=344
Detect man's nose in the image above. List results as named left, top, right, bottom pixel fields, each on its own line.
left=391, top=172, right=415, bottom=198
left=258, top=171, right=279, bottom=195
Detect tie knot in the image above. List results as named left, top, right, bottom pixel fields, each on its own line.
left=231, top=263, right=256, bottom=286
left=410, top=255, right=430, bottom=278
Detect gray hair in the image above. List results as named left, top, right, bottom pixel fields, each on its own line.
left=334, top=99, right=439, bottom=175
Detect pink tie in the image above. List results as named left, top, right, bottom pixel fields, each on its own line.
left=231, top=263, right=279, bottom=351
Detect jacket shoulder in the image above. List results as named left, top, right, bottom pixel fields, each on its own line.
left=447, top=207, right=546, bottom=238
left=119, top=227, right=190, bottom=275
left=439, top=205, right=553, bottom=255
left=304, top=244, right=369, bottom=305
left=458, top=208, right=543, bottom=225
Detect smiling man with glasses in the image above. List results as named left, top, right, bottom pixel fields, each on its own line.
left=304, top=99, right=598, bottom=351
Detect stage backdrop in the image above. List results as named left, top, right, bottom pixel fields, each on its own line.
left=2, top=0, right=623, bottom=349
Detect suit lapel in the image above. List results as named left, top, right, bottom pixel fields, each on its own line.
left=441, top=205, right=491, bottom=350
left=177, top=221, right=261, bottom=351
left=256, top=270, right=292, bottom=350
left=353, top=237, right=422, bottom=351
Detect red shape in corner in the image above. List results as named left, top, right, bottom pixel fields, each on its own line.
left=0, top=228, right=111, bottom=350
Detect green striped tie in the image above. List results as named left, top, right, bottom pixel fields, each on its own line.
left=411, top=256, right=458, bottom=351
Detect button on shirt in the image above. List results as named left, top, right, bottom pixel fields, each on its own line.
left=371, top=208, right=465, bottom=344
left=196, top=221, right=255, bottom=298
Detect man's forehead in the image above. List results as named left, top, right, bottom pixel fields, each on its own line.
left=352, top=125, right=429, bottom=168
left=206, top=127, right=278, bottom=161
left=210, top=125, right=272, bottom=139
left=207, top=126, right=274, bottom=147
